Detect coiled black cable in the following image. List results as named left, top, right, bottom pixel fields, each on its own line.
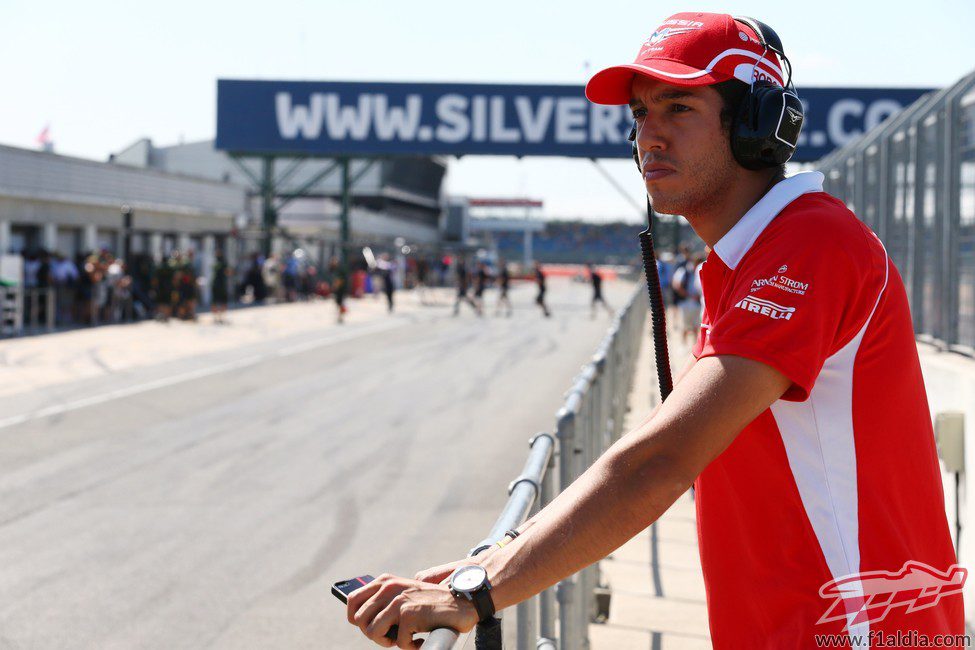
left=474, top=616, right=503, bottom=649
left=639, top=199, right=674, bottom=402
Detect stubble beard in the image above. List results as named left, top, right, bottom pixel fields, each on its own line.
left=646, top=146, right=739, bottom=219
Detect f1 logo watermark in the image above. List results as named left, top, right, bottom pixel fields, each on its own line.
left=818, top=561, right=967, bottom=630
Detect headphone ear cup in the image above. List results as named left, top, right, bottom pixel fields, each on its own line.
left=731, top=82, right=801, bottom=170
left=730, top=84, right=762, bottom=170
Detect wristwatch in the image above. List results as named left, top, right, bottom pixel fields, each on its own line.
left=448, top=565, right=496, bottom=623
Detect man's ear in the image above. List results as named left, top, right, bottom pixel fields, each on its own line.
left=628, top=121, right=641, bottom=173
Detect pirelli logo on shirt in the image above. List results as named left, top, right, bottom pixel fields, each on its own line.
left=735, top=295, right=796, bottom=320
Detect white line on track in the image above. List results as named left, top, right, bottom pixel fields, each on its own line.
left=0, top=318, right=408, bottom=431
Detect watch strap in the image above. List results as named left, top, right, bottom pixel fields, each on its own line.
left=470, top=584, right=496, bottom=623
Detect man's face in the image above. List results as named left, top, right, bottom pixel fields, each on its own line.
left=629, top=76, right=739, bottom=217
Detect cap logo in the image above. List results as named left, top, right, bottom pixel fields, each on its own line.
left=643, top=24, right=701, bottom=48
left=733, top=62, right=782, bottom=86
left=660, top=18, right=704, bottom=28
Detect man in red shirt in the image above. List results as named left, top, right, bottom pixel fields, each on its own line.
left=345, top=12, right=964, bottom=648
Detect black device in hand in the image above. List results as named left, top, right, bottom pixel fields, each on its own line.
left=332, top=575, right=399, bottom=642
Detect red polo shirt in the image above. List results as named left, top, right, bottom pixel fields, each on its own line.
left=691, top=172, right=963, bottom=647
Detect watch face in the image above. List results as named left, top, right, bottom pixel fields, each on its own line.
left=451, top=565, right=487, bottom=592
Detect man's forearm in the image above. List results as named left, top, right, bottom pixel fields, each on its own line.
left=478, top=431, right=692, bottom=611
left=476, top=369, right=685, bottom=584
left=508, top=359, right=691, bottom=543
left=476, top=355, right=786, bottom=612
left=489, top=420, right=648, bottom=558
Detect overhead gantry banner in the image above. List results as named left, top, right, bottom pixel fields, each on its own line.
left=216, top=80, right=932, bottom=162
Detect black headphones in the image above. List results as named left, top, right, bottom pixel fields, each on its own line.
left=626, top=16, right=804, bottom=172
left=730, top=16, right=804, bottom=170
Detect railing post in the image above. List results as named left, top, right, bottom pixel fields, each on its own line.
left=45, top=288, right=55, bottom=331
left=516, top=580, right=538, bottom=649
left=537, top=442, right=557, bottom=646
left=13, top=286, right=23, bottom=334
left=556, top=399, right=581, bottom=650
left=29, top=289, right=39, bottom=331
left=556, top=395, right=579, bottom=495
left=556, top=578, right=578, bottom=650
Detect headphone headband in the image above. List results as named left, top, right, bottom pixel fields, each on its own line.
left=733, top=15, right=795, bottom=94
left=733, top=16, right=785, bottom=56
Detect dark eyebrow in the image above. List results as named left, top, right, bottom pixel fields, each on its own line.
left=629, top=90, right=695, bottom=108
left=652, top=90, right=694, bottom=103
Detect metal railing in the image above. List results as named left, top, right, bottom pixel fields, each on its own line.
left=9, top=286, right=134, bottom=335
left=23, top=287, right=55, bottom=333
left=1, top=286, right=23, bottom=336
left=817, top=68, right=975, bottom=354
left=425, top=282, right=649, bottom=650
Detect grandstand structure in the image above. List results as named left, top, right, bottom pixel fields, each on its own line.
left=466, top=198, right=546, bottom=267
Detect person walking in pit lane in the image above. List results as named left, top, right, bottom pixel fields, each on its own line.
left=327, top=257, right=348, bottom=324
left=416, top=257, right=431, bottom=305
left=473, top=261, right=490, bottom=314
left=452, top=258, right=480, bottom=316
left=533, top=260, right=551, bottom=318
left=377, top=253, right=395, bottom=313
left=588, top=263, right=613, bottom=318
left=494, top=259, right=513, bottom=317
left=210, top=250, right=231, bottom=324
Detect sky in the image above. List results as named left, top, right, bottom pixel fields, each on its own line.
left=2, top=0, right=974, bottom=223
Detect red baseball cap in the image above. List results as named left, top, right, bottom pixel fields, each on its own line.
left=586, top=12, right=785, bottom=105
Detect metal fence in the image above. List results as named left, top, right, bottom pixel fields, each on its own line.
left=1, top=287, right=23, bottom=335
left=425, top=282, right=649, bottom=650
left=816, top=69, right=975, bottom=354
left=0, top=285, right=141, bottom=336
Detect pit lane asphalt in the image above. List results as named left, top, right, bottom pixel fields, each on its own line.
left=0, top=278, right=637, bottom=649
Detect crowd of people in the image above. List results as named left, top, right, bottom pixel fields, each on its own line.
left=10, top=246, right=624, bottom=333
left=15, top=248, right=235, bottom=328
left=19, top=249, right=147, bottom=327
left=656, top=244, right=707, bottom=344
left=10, top=247, right=348, bottom=331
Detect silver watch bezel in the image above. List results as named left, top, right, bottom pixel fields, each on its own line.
left=448, top=564, right=489, bottom=598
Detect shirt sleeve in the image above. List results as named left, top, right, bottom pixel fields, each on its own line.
left=696, top=217, right=884, bottom=402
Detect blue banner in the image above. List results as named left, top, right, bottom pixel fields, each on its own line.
left=216, top=80, right=932, bottom=162
left=793, top=87, right=933, bottom=160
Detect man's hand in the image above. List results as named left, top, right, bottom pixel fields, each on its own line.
left=346, top=574, right=479, bottom=648
left=414, top=557, right=486, bottom=585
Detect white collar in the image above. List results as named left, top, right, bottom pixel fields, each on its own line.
left=712, top=171, right=825, bottom=270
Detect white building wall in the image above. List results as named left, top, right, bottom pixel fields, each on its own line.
left=0, top=145, right=246, bottom=216
left=0, top=144, right=247, bottom=260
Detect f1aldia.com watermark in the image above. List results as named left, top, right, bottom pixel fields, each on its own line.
left=812, top=560, right=968, bottom=647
